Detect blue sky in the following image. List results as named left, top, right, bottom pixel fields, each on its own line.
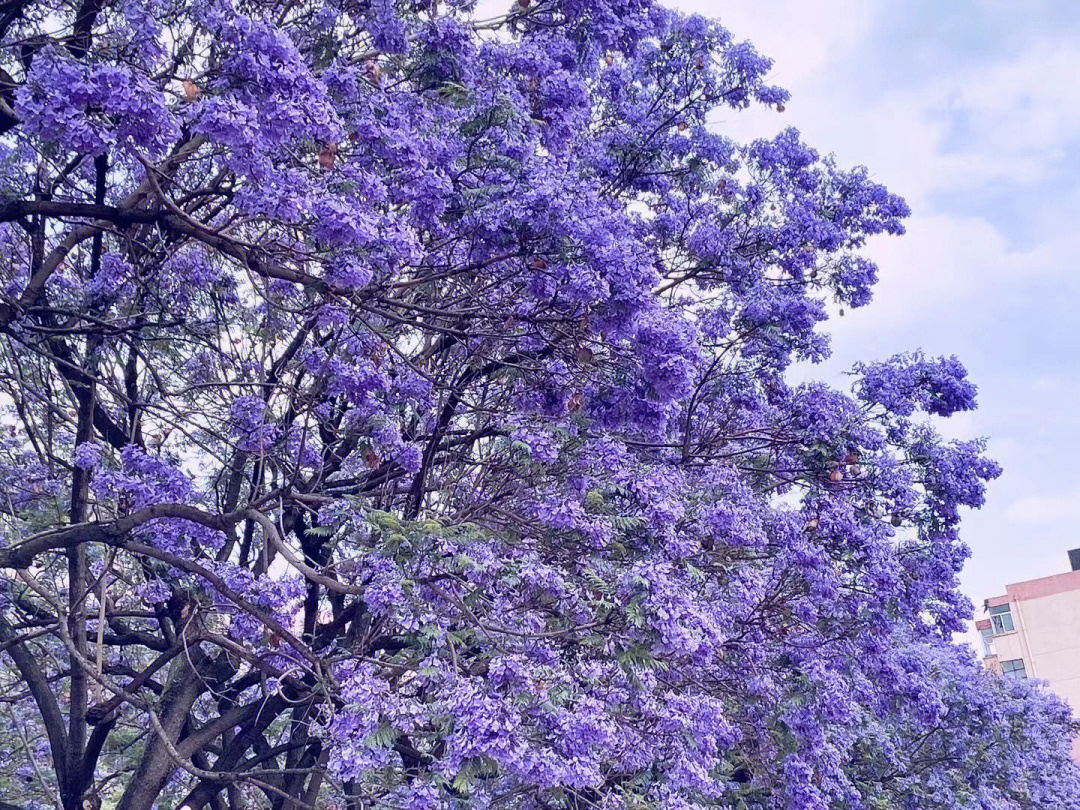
left=683, top=0, right=1080, bottom=639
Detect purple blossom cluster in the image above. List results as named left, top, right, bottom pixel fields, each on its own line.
left=17, top=46, right=176, bottom=156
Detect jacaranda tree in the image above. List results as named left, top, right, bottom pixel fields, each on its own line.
left=0, top=0, right=1076, bottom=808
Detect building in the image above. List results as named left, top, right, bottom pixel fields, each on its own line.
left=978, top=548, right=1080, bottom=762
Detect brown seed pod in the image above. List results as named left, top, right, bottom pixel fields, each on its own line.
left=182, top=79, right=200, bottom=101
left=318, top=142, right=338, bottom=170
left=574, top=345, right=594, bottom=365
left=364, top=60, right=382, bottom=83
left=828, top=468, right=844, bottom=483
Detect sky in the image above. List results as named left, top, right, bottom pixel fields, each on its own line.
left=671, top=0, right=1080, bottom=645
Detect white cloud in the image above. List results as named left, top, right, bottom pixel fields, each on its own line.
left=836, top=213, right=1080, bottom=336
left=1005, top=493, right=1080, bottom=526
left=704, top=0, right=874, bottom=84
left=733, top=39, right=1080, bottom=336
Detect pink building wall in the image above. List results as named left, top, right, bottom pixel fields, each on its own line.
left=979, top=564, right=1080, bottom=764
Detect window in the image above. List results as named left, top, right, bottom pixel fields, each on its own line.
left=989, top=604, right=1015, bottom=634
left=1001, top=658, right=1027, bottom=680
left=979, top=627, right=995, bottom=657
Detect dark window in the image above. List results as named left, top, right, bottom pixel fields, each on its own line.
left=1001, top=658, right=1027, bottom=680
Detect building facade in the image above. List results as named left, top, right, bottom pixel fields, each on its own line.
left=978, top=549, right=1080, bottom=762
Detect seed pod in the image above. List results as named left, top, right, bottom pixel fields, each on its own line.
left=842, top=451, right=858, bottom=465
left=891, top=513, right=902, bottom=527
left=806, top=518, right=819, bottom=530
left=518, top=0, right=530, bottom=7
left=574, top=345, right=594, bottom=365
left=777, top=103, right=786, bottom=112
left=182, top=79, right=200, bottom=101
left=828, top=468, right=843, bottom=483
left=364, top=60, right=382, bottom=83
left=318, top=142, right=338, bottom=170
left=605, top=53, right=614, bottom=66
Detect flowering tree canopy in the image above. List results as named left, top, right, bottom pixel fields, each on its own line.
left=0, top=1, right=1076, bottom=809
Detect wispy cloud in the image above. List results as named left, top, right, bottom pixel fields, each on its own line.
left=1005, top=493, right=1080, bottom=526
